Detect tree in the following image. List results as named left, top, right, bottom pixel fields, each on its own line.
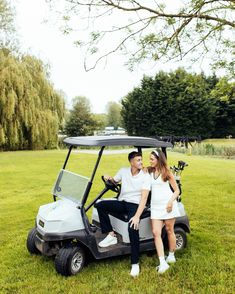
left=92, top=113, right=108, bottom=131
left=0, top=2, right=65, bottom=150
left=121, top=69, right=216, bottom=138
left=0, top=50, right=65, bottom=150
left=65, top=96, right=97, bottom=136
left=106, top=101, right=122, bottom=129
left=0, top=0, right=16, bottom=49
left=210, top=78, right=235, bottom=137
left=48, top=0, right=235, bottom=75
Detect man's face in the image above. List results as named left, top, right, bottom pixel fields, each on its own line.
left=130, top=156, right=143, bottom=170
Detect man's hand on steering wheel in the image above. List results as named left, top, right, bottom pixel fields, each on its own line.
left=101, top=175, right=121, bottom=193
left=103, top=175, right=113, bottom=182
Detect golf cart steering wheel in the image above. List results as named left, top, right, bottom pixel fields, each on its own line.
left=101, top=176, right=121, bottom=194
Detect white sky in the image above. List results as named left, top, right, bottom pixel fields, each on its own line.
left=14, top=0, right=209, bottom=113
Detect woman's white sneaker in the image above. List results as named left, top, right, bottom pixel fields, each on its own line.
left=98, top=234, right=117, bottom=247
left=156, top=262, right=170, bottom=274
left=166, top=255, right=176, bottom=264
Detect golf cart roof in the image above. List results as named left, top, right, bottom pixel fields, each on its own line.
left=63, top=136, right=172, bottom=148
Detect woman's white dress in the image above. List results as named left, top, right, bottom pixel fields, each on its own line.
left=144, top=173, right=180, bottom=220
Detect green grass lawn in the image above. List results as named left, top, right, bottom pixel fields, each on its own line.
left=0, top=149, right=235, bottom=294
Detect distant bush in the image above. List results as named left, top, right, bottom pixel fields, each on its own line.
left=172, top=143, right=235, bottom=158
left=223, top=147, right=235, bottom=158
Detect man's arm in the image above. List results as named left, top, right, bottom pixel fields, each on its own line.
left=129, top=189, right=150, bottom=230
left=104, top=168, right=123, bottom=184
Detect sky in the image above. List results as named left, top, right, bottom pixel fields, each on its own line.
left=14, top=0, right=208, bottom=113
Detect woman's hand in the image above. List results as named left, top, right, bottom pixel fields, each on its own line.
left=166, top=200, right=173, bottom=213
left=129, top=215, right=140, bottom=230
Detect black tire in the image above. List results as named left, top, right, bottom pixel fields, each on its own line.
left=26, top=228, right=40, bottom=255
left=55, top=246, right=85, bottom=276
left=175, top=227, right=187, bottom=250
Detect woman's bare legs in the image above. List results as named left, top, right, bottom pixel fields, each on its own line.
left=152, top=219, right=170, bottom=273
left=151, top=219, right=164, bottom=257
left=164, top=218, right=176, bottom=252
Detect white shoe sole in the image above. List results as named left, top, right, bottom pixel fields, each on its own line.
left=130, top=273, right=139, bottom=278
left=166, top=258, right=176, bottom=264
left=166, top=260, right=176, bottom=264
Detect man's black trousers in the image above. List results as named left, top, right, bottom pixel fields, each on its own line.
left=96, top=200, right=139, bottom=264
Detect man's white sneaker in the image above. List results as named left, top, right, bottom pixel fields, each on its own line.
left=98, top=234, right=117, bottom=248
left=156, top=262, right=170, bottom=274
left=130, top=264, right=139, bottom=277
left=166, top=255, right=176, bottom=264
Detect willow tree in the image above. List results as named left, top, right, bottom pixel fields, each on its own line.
left=48, top=0, right=235, bottom=76
left=0, top=50, right=65, bottom=150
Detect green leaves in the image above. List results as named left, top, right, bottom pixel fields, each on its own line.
left=0, top=50, right=65, bottom=150
left=121, top=69, right=233, bottom=138
left=48, top=0, right=235, bottom=74
left=106, top=101, right=122, bottom=129
left=65, top=96, right=97, bottom=136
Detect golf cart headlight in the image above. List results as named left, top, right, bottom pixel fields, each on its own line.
left=39, top=219, right=45, bottom=228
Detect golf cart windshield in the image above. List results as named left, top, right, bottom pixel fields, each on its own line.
left=52, top=169, right=89, bottom=204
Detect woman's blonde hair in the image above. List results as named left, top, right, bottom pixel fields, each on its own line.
left=149, top=150, right=171, bottom=182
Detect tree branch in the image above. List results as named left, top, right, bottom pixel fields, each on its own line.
left=84, top=17, right=153, bottom=70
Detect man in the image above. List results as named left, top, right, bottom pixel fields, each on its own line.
left=96, top=151, right=149, bottom=277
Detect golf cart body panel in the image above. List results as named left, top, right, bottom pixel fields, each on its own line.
left=36, top=199, right=85, bottom=234
left=27, top=135, right=190, bottom=276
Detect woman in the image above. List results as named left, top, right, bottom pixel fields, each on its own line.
left=145, top=150, right=180, bottom=273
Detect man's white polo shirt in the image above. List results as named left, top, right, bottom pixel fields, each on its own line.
left=113, top=167, right=148, bottom=204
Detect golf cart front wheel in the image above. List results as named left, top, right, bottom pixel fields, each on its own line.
left=55, top=246, right=85, bottom=276
left=26, top=228, right=40, bottom=255
left=175, top=227, right=187, bottom=250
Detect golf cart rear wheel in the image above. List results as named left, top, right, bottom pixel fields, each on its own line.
left=26, top=228, right=40, bottom=255
left=175, top=227, right=187, bottom=250
left=55, top=246, right=85, bottom=276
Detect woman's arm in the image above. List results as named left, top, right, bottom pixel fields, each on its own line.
left=166, top=173, right=180, bottom=212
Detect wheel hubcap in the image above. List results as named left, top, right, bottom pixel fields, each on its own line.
left=71, top=252, right=83, bottom=273
left=176, top=233, right=184, bottom=249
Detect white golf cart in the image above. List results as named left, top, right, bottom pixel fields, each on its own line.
left=26, top=136, right=190, bottom=276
